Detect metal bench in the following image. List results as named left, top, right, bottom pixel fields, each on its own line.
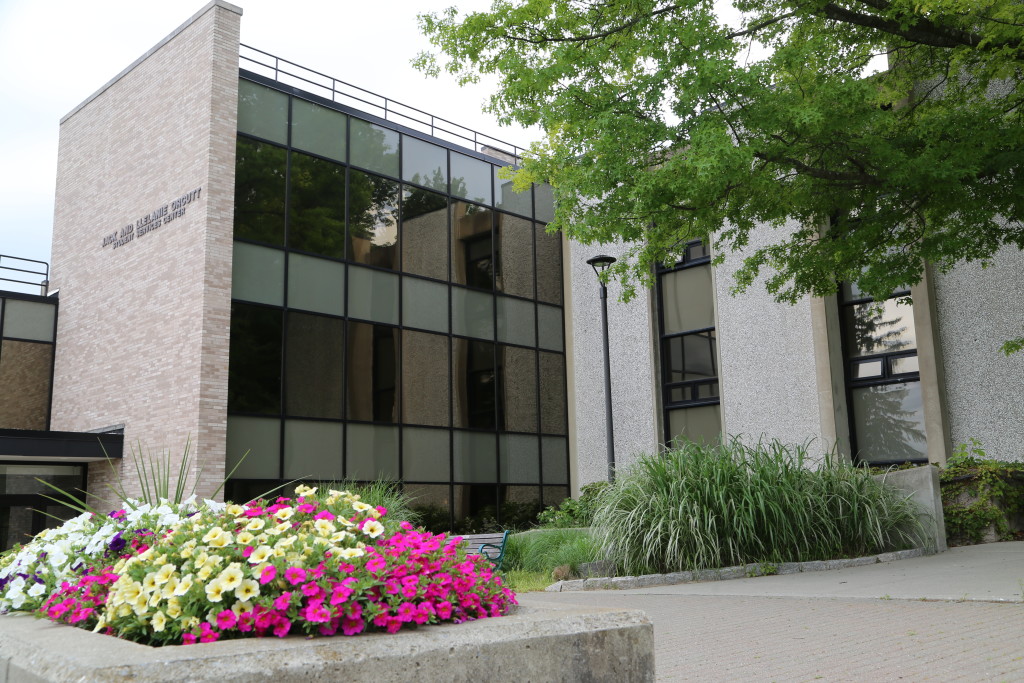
left=458, top=531, right=510, bottom=571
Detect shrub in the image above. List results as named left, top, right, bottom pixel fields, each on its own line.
left=592, top=438, right=923, bottom=576
left=940, top=439, right=1024, bottom=545
left=535, top=482, right=609, bottom=528
left=504, top=528, right=602, bottom=577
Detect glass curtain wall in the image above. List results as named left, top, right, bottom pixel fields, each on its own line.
left=0, top=294, right=57, bottom=430
left=656, top=241, right=721, bottom=445
left=227, top=78, right=568, bottom=532
left=839, top=284, right=927, bottom=464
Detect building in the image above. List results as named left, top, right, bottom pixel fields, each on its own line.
left=0, top=1, right=1021, bottom=547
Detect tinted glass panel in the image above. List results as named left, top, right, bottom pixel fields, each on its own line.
left=498, top=346, right=537, bottom=433
left=891, top=355, right=920, bottom=375
left=453, top=484, right=499, bottom=533
left=496, top=296, right=535, bottom=347
left=346, top=424, right=399, bottom=480
left=403, top=136, right=447, bottom=192
left=542, top=485, right=570, bottom=508
left=347, top=266, right=399, bottom=325
left=349, top=170, right=399, bottom=269
left=541, top=436, right=569, bottom=485
left=453, top=339, right=496, bottom=429
left=346, top=322, right=398, bottom=422
left=667, top=405, right=721, bottom=445
left=537, top=304, right=564, bottom=351
left=283, top=419, right=343, bottom=480
left=500, top=485, right=542, bottom=528
left=450, top=152, right=490, bottom=204
left=451, top=202, right=493, bottom=289
left=402, top=428, right=450, bottom=481
left=496, top=213, right=533, bottom=298
left=851, top=382, right=927, bottom=462
left=402, top=330, right=450, bottom=427
left=0, top=340, right=52, bottom=430
left=453, top=431, right=497, bottom=483
left=539, top=352, right=566, bottom=435
left=2, top=300, right=55, bottom=342
left=285, top=312, right=344, bottom=419
left=494, top=167, right=532, bottom=217
left=662, top=266, right=715, bottom=334
left=403, top=278, right=448, bottom=334
left=451, top=287, right=494, bottom=340
left=226, top=416, right=280, bottom=479
left=287, top=253, right=345, bottom=316
left=406, top=484, right=450, bottom=533
left=288, top=152, right=346, bottom=258
left=843, top=298, right=917, bottom=358
left=535, top=224, right=562, bottom=305
left=665, top=331, right=716, bottom=383
left=234, top=138, right=286, bottom=244
left=228, top=303, right=282, bottom=414
left=534, top=183, right=555, bottom=223
left=237, top=80, right=288, bottom=144
left=853, top=359, right=884, bottom=380
left=232, top=242, right=284, bottom=306
left=499, top=434, right=539, bottom=484
left=350, top=118, right=399, bottom=177
left=291, top=99, right=346, bottom=162
left=401, top=187, right=448, bottom=281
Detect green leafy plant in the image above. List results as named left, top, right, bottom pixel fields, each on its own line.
left=940, top=439, right=1024, bottom=545
left=503, top=528, right=602, bottom=579
left=592, top=438, right=923, bottom=576
left=535, top=482, right=609, bottom=528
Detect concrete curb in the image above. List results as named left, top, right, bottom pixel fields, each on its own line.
left=546, top=548, right=927, bottom=592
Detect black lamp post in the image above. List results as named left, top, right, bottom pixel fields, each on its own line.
left=586, top=254, right=617, bottom=482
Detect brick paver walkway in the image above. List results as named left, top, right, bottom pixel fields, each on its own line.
left=521, top=592, right=1024, bottom=681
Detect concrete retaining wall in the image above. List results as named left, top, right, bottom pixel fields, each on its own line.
left=0, top=605, right=653, bottom=682
left=873, top=465, right=947, bottom=553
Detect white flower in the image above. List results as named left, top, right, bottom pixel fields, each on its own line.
left=26, top=582, right=46, bottom=598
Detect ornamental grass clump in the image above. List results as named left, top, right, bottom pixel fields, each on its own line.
left=1, top=485, right=516, bottom=645
left=592, top=439, right=923, bottom=576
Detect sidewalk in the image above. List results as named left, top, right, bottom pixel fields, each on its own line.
left=520, top=542, right=1024, bottom=681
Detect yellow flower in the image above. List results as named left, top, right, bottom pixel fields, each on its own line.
left=185, top=616, right=200, bottom=630
left=234, top=579, right=260, bottom=602
left=133, top=595, right=149, bottom=616
left=362, top=520, right=385, bottom=538
left=197, top=565, right=213, bottom=581
left=166, top=597, right=182, bottom=618
left=248, top=546, right=273, bottom=564
left=331, top=531, right=353, bottom=544
left=232, top=600, right=253, bottom=617
left=137, top=548, right=154, bottom=562
left=208, top=555, right=225, bottom=567
left=339, top=547, right=364, bottom=559
left=274, top=507, right=294, bottom=521
left=142, top=573, right=159, bottom=593
left=245, top=518, right=266, bottom=532
left=202, top=526, right=226, bottom=544
left=148, top=592, right=162, bottom=607
left=294, top=484, right=317, bottom=497
left=208, top=532, right=232, bottom=548
left=155, top=554, right=168, bottom=565
left=174, top=574, right=194, bottom=596
left=161, top=576, right=179, bottom=599
left=218, top=565, right=244, bottom=591
left=227, top=504, right=245, bottom=516
left=205, top=579, right=226, bottom=603
left=351, top=501, right=372, bottom=513
left=193, top=551, right=209, bottom=569
left=116, top=603, right=133, bottom=618
left=314, top=519, right=336, bottom=536
left=236, top=531, right=255, bottom=545
left=154, top=563, right=176, bottom=585
left=255, top=533, right=269, bottom=544
left=151, top=610, right=167, bottom=632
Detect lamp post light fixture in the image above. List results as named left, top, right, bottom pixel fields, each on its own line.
left=586, top=254, right=617, bottom=482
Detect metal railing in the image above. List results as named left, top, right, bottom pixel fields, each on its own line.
left=0, top=254, right=49, bottom=293
left=239, top=44, right=525, bottom=163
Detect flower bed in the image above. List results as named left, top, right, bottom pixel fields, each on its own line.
left=0, top=486, right=515, bottom=646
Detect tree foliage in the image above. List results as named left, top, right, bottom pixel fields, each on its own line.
left=417, top=0, right=1024, bottom=351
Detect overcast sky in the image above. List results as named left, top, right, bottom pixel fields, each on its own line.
left=0, top=0, right=520, bottom=277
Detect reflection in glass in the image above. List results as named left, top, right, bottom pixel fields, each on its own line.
left=347, top=267, right=399, bottom=325
left=452, top=484, right=499, bottom=533
left=537, top=304, right=564, bottom=351
left=288, top=152, right=346, bottom=258
left=539, top=352, right=567, bottom=434
left=851, top=382, right=927, bottom=462
left=495, top=213, right=534, bottom=298
left=401, top=187, right=448, bottom=280
left=0, top=340, right=52, bottom=430
left=346, top=322, right=399, bottom=423
left=534, top=183, right=555, bottom=223
left=237, top=80, right=288, bottom=144
left=498, top=346, right=537, bottom=433
left=350, top=118, right=399, bottom=177
left=542, top=485, right=570, bottom=508
left=451, top=287, right=494, bottom=340
left=451, top=202, right=493, bottom=289
left=287, top=253, right=345, bottom=316
left=402, top=278, right=448, bottom=333
left=453, top=339, right=496, bottom=429
left=494, top=167, right=532, bottom=217
left=667, top=405, right=721, bottom=444
left=499, top=485, right=542, bottom=529
left=405, top=483, right=450, bottom=533
left=346, top=423, right=399, bottom=480
left=890, top=355, right=920, bottom=375
left=450, top=152, right=491, bottom=204
left=662, top=267, right=714, bottom=334
left=541, top=436, right=569, bottom=485
left=496, top=296, right=535, bottom=347
left=228, top=303, right=282, bottom=414
left=226, top=416, right=280, bottom=479
left=843, top=298, right=917, bottom=358
left=853, top=359, right=884, bottom=379
left=664, top=331, right=716, bottom=383
left=499, top=434, right=540, bottom=484
left=234, top=138, right=286, bottom=244
left=284, top=419, right=343, bottom=480
left=402, top=428, right=450, bottom=481
left=285, top=312, right=344, bottom=419
left=535, top=224, right=562, bottom=305
left=2, top=300, right=56, bottom=342
left=349, top=170, right=399, bottom=269
left=403, top=136, right=447, bottom=192
left=291, top=99, right=346, bottom=162
left=402, top=331, right=450, bottom=427
left=231, top=242, right=284, bottom=306
left=453, top=432, right=497, bottom=483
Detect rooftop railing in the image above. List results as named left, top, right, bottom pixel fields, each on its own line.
left=239, top=44, right=525, bottom=163
left=0, top=254, right=49, bottom=295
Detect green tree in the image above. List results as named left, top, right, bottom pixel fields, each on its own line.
left=417, top=0, right=1024, bottom=353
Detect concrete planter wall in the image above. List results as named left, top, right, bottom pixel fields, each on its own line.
left=0, top=605, right=654, bottom=682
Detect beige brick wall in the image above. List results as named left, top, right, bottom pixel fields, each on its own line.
left=49, top=1, right=241, bottom=503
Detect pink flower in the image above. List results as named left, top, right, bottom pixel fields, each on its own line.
left=296, top=503, right=316, bottom=514
left=341, top=616, right=364, bottom=636
left=396, top=602, right=417, bottom=623
left=366, top=557, right=386, bottom=573
left=301, top=581, right=321, bottom=598
left=272, top=617, right=292, bottom=638
left=273, top=591, right=292, bottom=610
left=313, top=510, right=334, bottom=521
left=242, top=545, right=255, bottom=559
left=260, top=565, right=277, bottom=585
left=216, top=609, right=237, bottom=630
left=182, top=633, right=198, bottom=645
left=284, top=567, right=306, bottom=585
left=237, top=612, right=254, bottom=632
left=436, top=601, right=453, bottom=620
